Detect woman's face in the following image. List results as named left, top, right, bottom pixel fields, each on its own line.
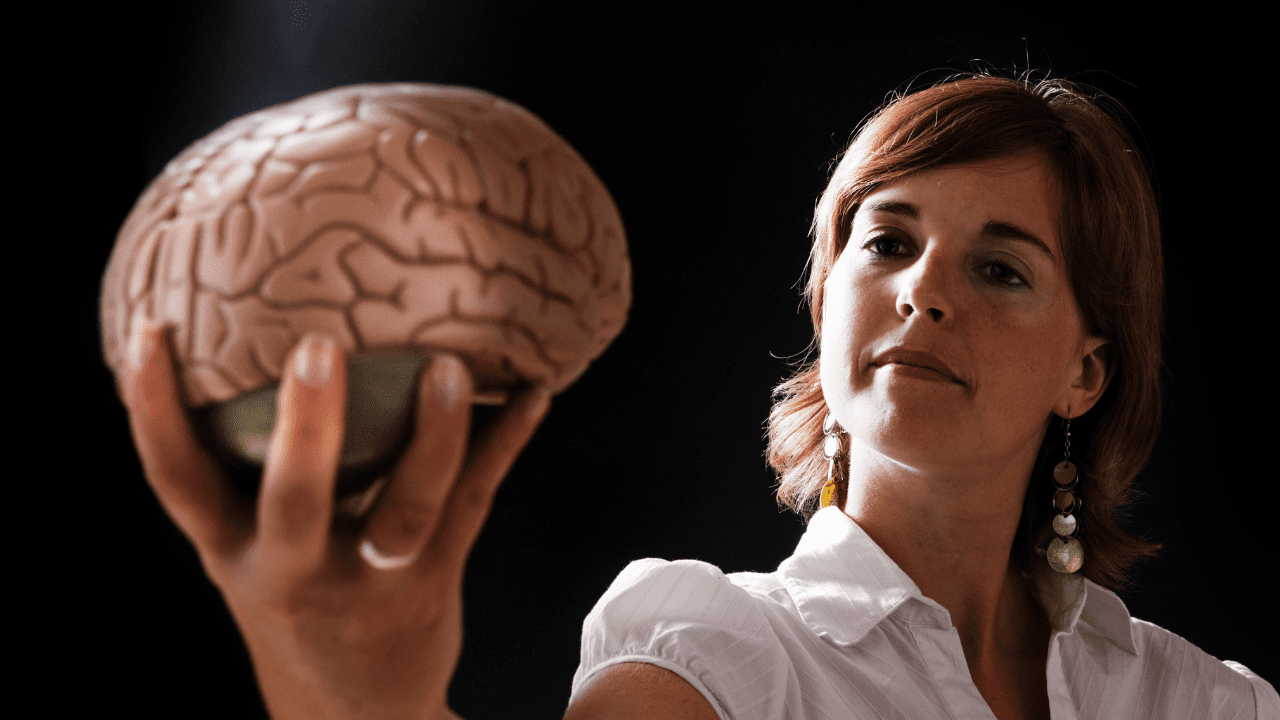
left=820, top=153, right=1108, bottom=477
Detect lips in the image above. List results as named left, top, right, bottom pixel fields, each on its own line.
left=872, top=348, right=965, bottom=386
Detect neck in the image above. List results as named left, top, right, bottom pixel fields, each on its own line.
left=840, top=440, right=1048, bottom=665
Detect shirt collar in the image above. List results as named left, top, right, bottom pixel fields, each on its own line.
left=778, top=506, right=1137, bottom=655
left=1027, top=557, right=1138, bottom=655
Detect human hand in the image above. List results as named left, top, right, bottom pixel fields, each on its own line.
left=119, top=321, right=550, bottom=720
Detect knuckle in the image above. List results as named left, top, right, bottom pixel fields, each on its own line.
left=278, top=390, right=343, bottom=445
left=455, top=481, right=497, bottom=512
left=288, top=421, right=328, bottom=447
left=382, top=495, right=445, bottom=543
left=272, top=483, right=323, bottom=539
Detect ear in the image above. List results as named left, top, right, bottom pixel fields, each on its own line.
left=1057, top=336, right=1112, bottom=419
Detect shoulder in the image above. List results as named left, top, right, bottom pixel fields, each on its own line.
left=571, top=559, right=796, bottom=720
left=584, top=558, right=790, bottom=624
left=587, top=558, right=769, bottom=618
left=1049, top=580, right=1278, bottom=718
left=579, top=558, right=802, bottom=656
left=1126, top=618, right=1280, bottom=719
left=576, top=558, right=789, bottom=659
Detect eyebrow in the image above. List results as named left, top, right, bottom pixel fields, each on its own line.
left=864, top=200, right=1057, bottom=264
left=866, top=200, right=919, bottom=219
left=981, top=220, right=1056, bottom=264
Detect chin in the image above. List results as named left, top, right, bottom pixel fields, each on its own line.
left=847, top=401, right=967, bottom=470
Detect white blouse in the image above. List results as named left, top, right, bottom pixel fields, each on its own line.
left=570, top=507, right=1278, bottom=719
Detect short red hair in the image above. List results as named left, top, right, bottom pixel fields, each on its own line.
left=767, top=72, right=1163, bottom=590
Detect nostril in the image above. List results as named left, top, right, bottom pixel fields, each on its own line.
left=928, top=308, right=943, bottom=321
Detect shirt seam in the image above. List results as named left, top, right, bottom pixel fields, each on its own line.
left=570, top=654, right=733, bottom=720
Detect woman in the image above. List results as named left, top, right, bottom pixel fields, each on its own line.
left=116, top=73, right=1277, bottom=719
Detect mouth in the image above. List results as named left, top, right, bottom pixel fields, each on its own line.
left=884, top=362, right=958, bottom=384
left=872, top=349, right=965, bottom=386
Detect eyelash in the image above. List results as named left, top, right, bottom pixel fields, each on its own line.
left=860, top=233, right=1030, bottom=288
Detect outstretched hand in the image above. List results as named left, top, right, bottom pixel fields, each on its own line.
left=120, top=321, right=550, bottom=720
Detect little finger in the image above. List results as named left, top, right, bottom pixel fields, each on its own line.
left=432, top=385, right=551, bottom=573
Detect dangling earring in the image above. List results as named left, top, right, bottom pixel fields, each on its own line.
left=1047, top=415, right=1084, bottom=574
left=820, top=411, right=842, bottom=509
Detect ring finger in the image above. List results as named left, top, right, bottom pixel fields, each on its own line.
left=360, top=354, right=473, bottom=570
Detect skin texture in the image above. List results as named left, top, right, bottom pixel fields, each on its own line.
left=819, top=154, right=1110, bottom=720
left=122, top=321, right=549, bottom=720
left=564, top=664, right=721, bottom=720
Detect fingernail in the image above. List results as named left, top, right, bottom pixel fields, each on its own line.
left=128, top=322, right=157, bottom=372
left=294, top=333, right=335, bottom=387
left=359, top=538, right=418, bottom=571
left=434, top=355, right=469, bottom=411
left=527, top=386, right=552, bottom=419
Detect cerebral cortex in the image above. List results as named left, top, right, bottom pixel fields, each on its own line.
left=101, top=84, right=631, bottom=408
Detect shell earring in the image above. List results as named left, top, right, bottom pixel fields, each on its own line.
left=1048, top=415, right=1085, bottom=574
left=820, top=412, right=843, bottom=509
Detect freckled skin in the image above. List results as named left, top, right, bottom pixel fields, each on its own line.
left=821, top=154, right=1105, bottom=483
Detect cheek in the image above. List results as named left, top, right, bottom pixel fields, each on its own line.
left=819, top=298, right=852, bottom=404
left=972, top=309, right=1077, bottom=408
left=820, top=263, right=883, bottom=409
left=823, top=254, right=879, bottom=338
left=820, top=273, right=856, bottom=400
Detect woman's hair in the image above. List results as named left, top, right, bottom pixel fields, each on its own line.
left=767, top=71, right=1164, bottom=590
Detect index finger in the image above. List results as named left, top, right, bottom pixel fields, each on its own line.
left=123, top=322, right=246, bottom=560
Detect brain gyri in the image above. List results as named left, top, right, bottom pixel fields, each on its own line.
left=101, top=84, right=631, bottom=497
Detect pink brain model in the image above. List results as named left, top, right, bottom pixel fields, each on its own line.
left=101, top=83, right=631, bottom=409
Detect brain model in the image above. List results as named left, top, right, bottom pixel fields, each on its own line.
left=101, top=84, right=630, bottom=497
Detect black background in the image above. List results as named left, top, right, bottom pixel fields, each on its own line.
left=53, top=1, right=1273, bottom=717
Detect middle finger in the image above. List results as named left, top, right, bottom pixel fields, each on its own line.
left=257, top=332, right=348, bottom=581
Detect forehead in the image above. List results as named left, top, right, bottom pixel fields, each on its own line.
left=853, top=154, right=1060, bottom=242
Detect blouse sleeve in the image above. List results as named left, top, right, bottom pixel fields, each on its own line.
left=569, top=558, right=792, bottom=720
left=1223, top=661, right=1280, bottom=720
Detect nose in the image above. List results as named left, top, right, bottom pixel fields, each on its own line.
left=896, top=249, right=953, bottom=323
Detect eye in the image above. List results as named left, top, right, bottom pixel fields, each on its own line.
left=862, top=232, right=910, bottom=257
left=982, top=261, right=1029, bottom=288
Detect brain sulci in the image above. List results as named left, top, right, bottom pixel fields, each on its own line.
left=101, top=83, right=631, bottom=409
left=100, top=84, right=632, bottom=497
